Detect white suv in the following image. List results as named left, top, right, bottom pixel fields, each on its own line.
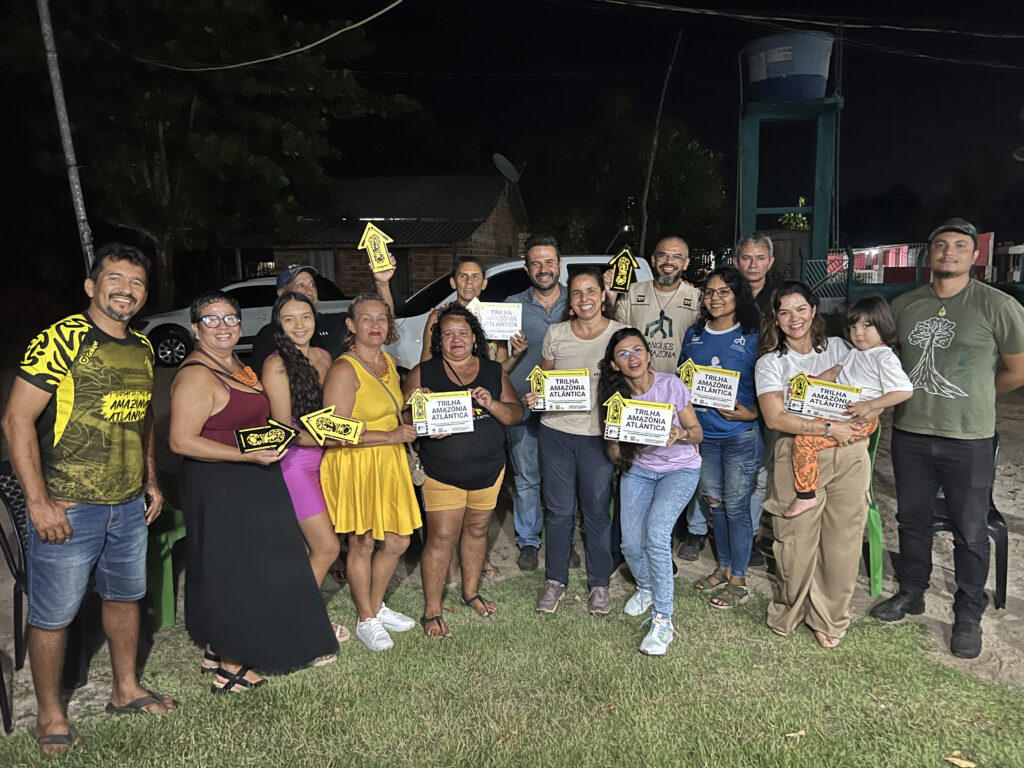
left=136, top=275, right=352, bottom=366
left=386, top=255, right=654, bottom=372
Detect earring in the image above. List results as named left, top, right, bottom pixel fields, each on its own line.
left=569, top=308, right=576, bottom=318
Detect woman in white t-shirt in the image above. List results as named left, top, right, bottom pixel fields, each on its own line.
left=754, top=281, right=868, bottom=649
left=524, top=267, right=625, bottom=617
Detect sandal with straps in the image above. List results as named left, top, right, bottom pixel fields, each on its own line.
left=462, top=594, right=497, bottom=617
left=694, top=567, right=729, bottom=592
left=709, top=583, right=750, bottom=610
left=210, top=666, right=266, bottom=695
left=200, top=648, right=220, bottom=674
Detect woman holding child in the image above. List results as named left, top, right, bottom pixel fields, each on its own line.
left=755, top=282, right=899, bottom=648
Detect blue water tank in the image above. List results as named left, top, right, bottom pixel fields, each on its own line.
left=744, top=32, right=835, bottom=101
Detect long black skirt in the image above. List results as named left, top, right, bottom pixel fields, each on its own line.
left=179, top=459, right=337, bottom=671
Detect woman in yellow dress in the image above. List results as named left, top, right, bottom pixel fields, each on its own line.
left=320, top=294, right=421, bottom=652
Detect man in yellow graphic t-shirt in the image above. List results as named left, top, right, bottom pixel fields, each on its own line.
left=2, top=243, right=177, bottom=756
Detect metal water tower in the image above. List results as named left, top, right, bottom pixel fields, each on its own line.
left=737, top=32, right=842, bottom=263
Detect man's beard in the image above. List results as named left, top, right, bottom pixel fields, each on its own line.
left=530, top=272, right=556, bottom=290
left=656, top=272, right=681, bottom=287
left=105, top=296, right=137, bottom=321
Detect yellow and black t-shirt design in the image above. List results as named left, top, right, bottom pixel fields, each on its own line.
left=19, top=313, right=154, bottom=505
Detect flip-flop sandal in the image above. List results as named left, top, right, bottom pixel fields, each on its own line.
left=814, top=630, right=841, bottom=649
left=481, top=564, right=506, bottom=583
left=420, top=615, right=450, bottom=638
left=709, top=583, right=750, bottom=610
left=463, top=594, right=497, bottom=617
left=105, top=690, right=178, bottom=715
left=36, top=727, right=86, bottom=757
left=694, top=568, right=729, bottom=592
left=211, top=666, right=266, bottom=695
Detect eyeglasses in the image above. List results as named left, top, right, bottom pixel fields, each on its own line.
left=703, top=287, right=733, bottom=299
left=653, top=252, right=688, bottom=263
left=616, top=348, right=645, bottom=359
left=199, top=314, right=241, bottom=328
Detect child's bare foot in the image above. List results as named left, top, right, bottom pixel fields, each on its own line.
left=784, top=496, right=817, bottom=518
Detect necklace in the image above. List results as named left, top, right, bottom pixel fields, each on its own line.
left=352, top=348, right=389, bottom=381
left=197, top=348, right=260, bottom=388
left=653, top=282, right=683, bottom=325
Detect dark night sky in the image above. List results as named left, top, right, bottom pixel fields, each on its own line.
left=327, top=0, right=1024, bottom=235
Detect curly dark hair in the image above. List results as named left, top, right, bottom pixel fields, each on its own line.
left=689, top=265, right=760, bottom=339
left=597, top=327, right=651, bottom=472
left=429, top=304, right=488, bottom=359
left=272, top=292, right=323, bottom=421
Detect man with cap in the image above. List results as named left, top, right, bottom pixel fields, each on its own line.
left=251, top=261, right=395, bottom=368
left=870, top=218, right=1024, bottom=659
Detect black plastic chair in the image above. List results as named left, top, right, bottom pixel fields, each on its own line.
left=0, top=460, right=29, bottom=734
left=932, top=434, right=1007, bottom=610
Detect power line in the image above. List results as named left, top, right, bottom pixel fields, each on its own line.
left=591, top=0, right=1024, bottom=71
left=592, top=0, right=1024, bottom=39
left=74, top=0, right=402, bottom=73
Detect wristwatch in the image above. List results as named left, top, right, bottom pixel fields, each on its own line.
left=823, top=421, right=832, bottom=438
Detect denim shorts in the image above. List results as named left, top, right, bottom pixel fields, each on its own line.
left=26, top=495, right=148, bottom=630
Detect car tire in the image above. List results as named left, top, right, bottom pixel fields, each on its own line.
left=151, top=327, right=193, bottom=367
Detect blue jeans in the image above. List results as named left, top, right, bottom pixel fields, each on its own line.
left=620, top=465, right=700, bottom=617
left=698, top=427, right=763, bottom=578
left=539, top=426, right=615, bottom=587
left=26, top=496, right=148, bottom=630
left=508, top=415, right=543, bottom=549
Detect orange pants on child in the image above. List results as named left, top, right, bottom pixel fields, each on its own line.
left=792, top=417, right=878, bottom=495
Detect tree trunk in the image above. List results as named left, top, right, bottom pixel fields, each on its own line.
left=155, top=237, right=175, bottom=310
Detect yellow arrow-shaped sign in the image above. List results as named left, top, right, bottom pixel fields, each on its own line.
left=405, top=389, right=430, bottom=422
left=300, top=406, right=365, bottom=447
left=234, top=419, right=298, bottom=454
left=358, top=222, right=395, bottom=274
left=602, top=391, right=626, bottom=425
left=607, top=247, right=638, bottom=293
left=677, top=359, right=696, bottom=389
left=525, top=365, right=546, bottom=395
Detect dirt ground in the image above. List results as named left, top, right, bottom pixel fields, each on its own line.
left=1, top=370, right=1022, bottom=733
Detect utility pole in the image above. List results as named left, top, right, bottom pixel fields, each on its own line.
left=639, top=28, right=683, bottom=257
left=37, top=0, right=93, bottom=272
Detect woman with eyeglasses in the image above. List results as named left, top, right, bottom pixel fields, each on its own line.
left=598, top=329, right=702, bottom=655
left=679, top=266, right=762, bottom=610
left=170, top=291, right=337, bottom=693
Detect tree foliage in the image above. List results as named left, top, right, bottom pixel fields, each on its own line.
left=11, top=0, right=414, bottom=306
left=520, top=91, right=729, bottom=258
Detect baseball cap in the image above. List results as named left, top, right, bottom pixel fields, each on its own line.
left=276, top=264, right=318, bottom=290
left=927, top=218, right=977, bottom=246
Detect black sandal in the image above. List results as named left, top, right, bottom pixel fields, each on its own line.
left=462, top=594, right=497, bottom=617
left=420, top=615, right=450, bottom=638
left=201, top=649, right=220, bottom=674
left=210, top=665, right=266, bottom=695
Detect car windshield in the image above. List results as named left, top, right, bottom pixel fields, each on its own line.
left=396, top=274, right=454, bottom=318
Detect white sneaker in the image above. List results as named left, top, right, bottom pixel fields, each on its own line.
left=356, top=617, right=394, bottom=651
left=376, top=602, right=416, bottom=632
left=624, top=587, right=653, bottom=617
left=639, top=613, right=679, bottom=656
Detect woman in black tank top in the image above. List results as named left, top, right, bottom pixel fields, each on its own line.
left=402, top=306, right=524, bottom=638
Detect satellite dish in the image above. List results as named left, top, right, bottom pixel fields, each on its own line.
left=492, top=152, right=523, bottom=183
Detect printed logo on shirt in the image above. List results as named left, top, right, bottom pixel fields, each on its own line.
left=645, top=315, right=673, bottom=340
left=682, top=297, right=695, bottom=309
left=906, top=316, right=968, bottom=398
left=732, top=337, right=747, bottom=349
left=101, top=390, right=152, bottom=423
left=635, top=293, right=648, bottom=305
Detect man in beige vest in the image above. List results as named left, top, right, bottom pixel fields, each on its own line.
left=613, top=235, right=700, bottom=373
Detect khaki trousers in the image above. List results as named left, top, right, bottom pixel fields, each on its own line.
left=764, top=436, right=870, bottom=638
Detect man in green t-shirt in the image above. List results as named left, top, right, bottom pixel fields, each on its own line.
left=870, top=218, right=1024, bottom=659
left=2, top=244, right=177, bottom=756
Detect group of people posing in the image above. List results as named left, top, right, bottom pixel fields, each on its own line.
left=5, top=217, right=1023, bottom=753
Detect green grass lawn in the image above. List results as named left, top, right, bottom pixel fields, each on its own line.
left=2, top=573, right=1021, bottom=767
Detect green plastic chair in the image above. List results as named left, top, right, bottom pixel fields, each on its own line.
left=865, top=425, right=884, bottom=599
left=146, top=503, right=187, bottom=630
